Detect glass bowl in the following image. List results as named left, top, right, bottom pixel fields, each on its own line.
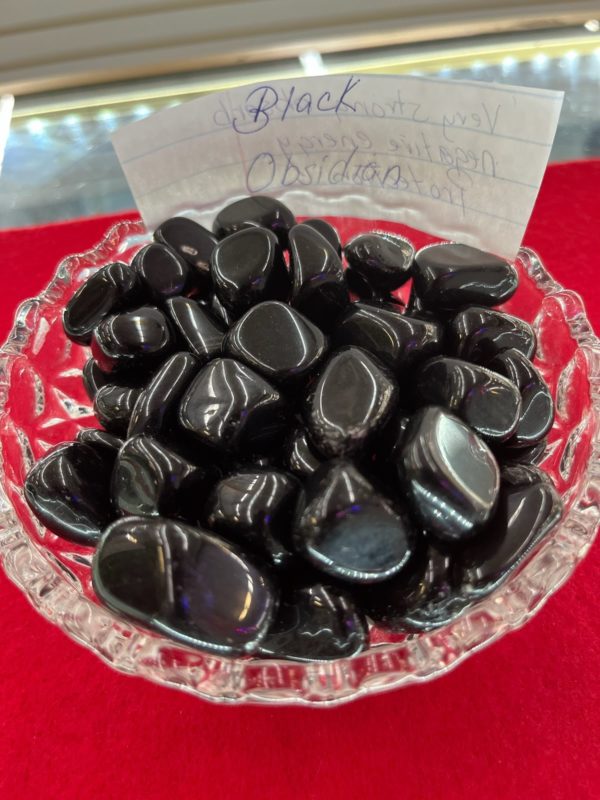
left=0, top=216, right=599, bottom=707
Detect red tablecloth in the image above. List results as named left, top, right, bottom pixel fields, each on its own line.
left=1, top=161, right=599, bottom=800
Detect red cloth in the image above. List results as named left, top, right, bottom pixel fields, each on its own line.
left=0, top=162, right=599, bottom=800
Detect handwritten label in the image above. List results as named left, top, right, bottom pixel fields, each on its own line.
left=112, top=74, right=563, bottom=258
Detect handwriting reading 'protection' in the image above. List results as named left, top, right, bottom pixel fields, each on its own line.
left=112, top=74, right=563, bottom=258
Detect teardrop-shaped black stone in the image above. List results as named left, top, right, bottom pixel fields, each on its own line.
left=94, top=383, right=142, bottom=436
left=76, top=428, right=123, bottom=454
left=24, top=442, right=116, bottom=544
left=134, top=243, right=191, bottom=302
left=213, top=195, right=296, bottom=247
left=127, top=351, right=198, bottom=438
left=63, top=262, right=143, bottom=344
left=211, top=227, right=290, bottom=316
left=488, top=348, right=554, bottom=447
left=258, top=582, right=368, bottom=661
left=415, top=357, right=522, bottom=443
left=91, top=306, right=173, bottom=374
left=204, top=469, right=300, bottom=568
left=179, top=358, right=288, bottom=455
left=412, top=243, right=518, bottom=310
left=284, top=427, right=322, bottom=478
left=294, top=459, right=415, bottom=583
left=333, top=304, right=442, bottom=375
left=399, top=406, right=500, bottom=542
left=302, top=218, right=342, bottom=254
left=154, top=216, right=217, bottom=286
left=449, top=306, right=536, bottom=363
left=166, top=297, right=224, bottom=363
left=93, top=516, right=276, bottom=655
left=289, top=223, right=349, bottom=332
left=225, top=301, right=328, bottom=385
left=344, top=232, right=414, bottom=295
left=304, top=346, right=398, bottom=458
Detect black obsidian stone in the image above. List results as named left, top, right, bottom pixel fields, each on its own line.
left=211, top=227, right=290, bottom=316
left=82, top=358, right=111, bottom=401
left=500, top=439, right=548, bottom=466
left=166, top=297, right=224, bottom=363
left=258, top=582, right=368, bottom=661
left=91, top=306, right=173, bottom=374
left=302, top=218, right=342, bottom=254
left=133, top=243, right=190, bottom=302
left=179, top=358, right=288, bottom=455
left=24, top=442, right=115, bottom=545
left=208, top=293, right=235, bottom=328
left=213, top=195, right=296, bottom=247
left=450, top=306, right=536, bottom=363
left=294, top=459, right=415, bottom=583
left=76, top=428, right=123, bottom=454
left=154, top=216, right=217, bottom=286
left=63, top=262, right=142, bottom=344
left=289, top=223, right=349, bottom=332
left=204, top=470, right=300, bottom=568
left=344, top=232, right=414, bottom=295
left=127, top=352, right=198, bottom=438
left=225, top=301, right=327, bottom=385
left=94, top=383, right=142, bottom=436
left=93, top=516, right=276, bottom=655
left=488, top=348, right=554, bottom=447
left=457, top=464, right=562, bottom=599
left=284, top=427, right=322, bottom=478
left=112, top=434, right=213, bottom=520
left=412, top=243, right=518, bottom=310
left=415, top=357, right=522, bottom=443
left=333, top=304, right=442, bottom=375
left=304, top=347, right=398, bottom=458
left=399, top=406, right=500, bottom=543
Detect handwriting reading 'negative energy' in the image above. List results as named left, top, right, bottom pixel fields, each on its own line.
left=112, top=74, right=564, bottom=258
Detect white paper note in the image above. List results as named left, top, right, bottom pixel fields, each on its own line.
left=112, top=74, right=563, bottom=259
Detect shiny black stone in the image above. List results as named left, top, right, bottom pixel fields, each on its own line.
left=488, top=348, right=554, bottom=447
left=211, top=227, right=290, bottom=316
left=258, top=583, right=368, bottom=661
left=91, top=306, right=173, bottom=374
left=204, top=470, right=300, bottom=568
left=344, top=232, right=414, bottom=294
left=94, top=383, right=142, bottom=436
left=179, top=358, right=288, bottom=455
left=333, top=304, right=442, bottom=375
left=82, top=358, right=111, bottom=401
left=166, top=297, right=224, bottom=363
left=93, top=516, right=276, bottom=655
left=294, top=459, right=415, bottom=583
left=24, top=442, right=115, bottom=545
left=208, top=293, right=235, bottom=328
left=302, top=218, right=342, bottom=254
left=112, top=434, right=212, bottom=519
left=76, top=428, right=123, bottom=454
left=127, top=352, right=198, bottom=438
left=133, top=243, right=190, bottom=302
left=457, top=464, right=562, bottom=599
left=213, top=195, right=296, bottom=248
left=289, top=223, right=349, bottom=332
left=284, top=427, right=322, bottom=478
left=63, top=262, right=142, bottom=344
left=225, top=301, right=327, bottom=385
left=415, top=357, right=522, bottom=443
left=450, top=306, right=536, bottom=363
left=154, top=216, right=217, bottom=286
left=412, top=243, right=518, bottom=310
left=399, top=406, right=500, bottom=542
left=304, top=347, right=398, bottom=458
left=500, top=438, right=548, bottom=466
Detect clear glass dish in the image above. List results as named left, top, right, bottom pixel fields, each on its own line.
left=0, top=216, right=598, bottom=707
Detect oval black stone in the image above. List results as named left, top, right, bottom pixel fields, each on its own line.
left=91, top=306, right=173, bottom=374
left=449, top=306, right=536, bottom=363
left=294, top=459, right=415, bottom=583
left=213, top=195, right=296, bottom=247
left=415, top=357, right=522, bottom=443
left=302, top=218, right=342, bottom=254
left=93, top=516, right=276, bottom=655
left=24, top=442, right=115, bottom=545
left=166, top=297, right=224, bottom=363
left=284, top=427, right=322, bottom=478
left=211, top=227, right=290, bottom=316
left=63, top=262, right=142, bottom=344
left=399, top=406, right=500, bottom=542
left=154, top=216, right=217, bottom=286
left=225, top=301, right=327, bottom=385
left=134, top=242, right=190, bottom=302
left=76, top=428, right=123, bottom=454
left=344, top=232, right=414, bottom=294
left=94, top=383, right=142, bottom=436
left=412, top=243, right=518, bottom=310
left=304, top=346, right=398, bottom=458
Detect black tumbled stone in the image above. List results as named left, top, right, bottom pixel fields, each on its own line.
left=213, top=195, right=296, bottom=247
left=91, top=306, right=173, bottom=374
left=344, top=232, right=414, bottom=295
left=166, top=297, right=224, bottom=364
left=154, top=216, right=217, bottom=287
left=450, top=306, right=536, bottom=363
